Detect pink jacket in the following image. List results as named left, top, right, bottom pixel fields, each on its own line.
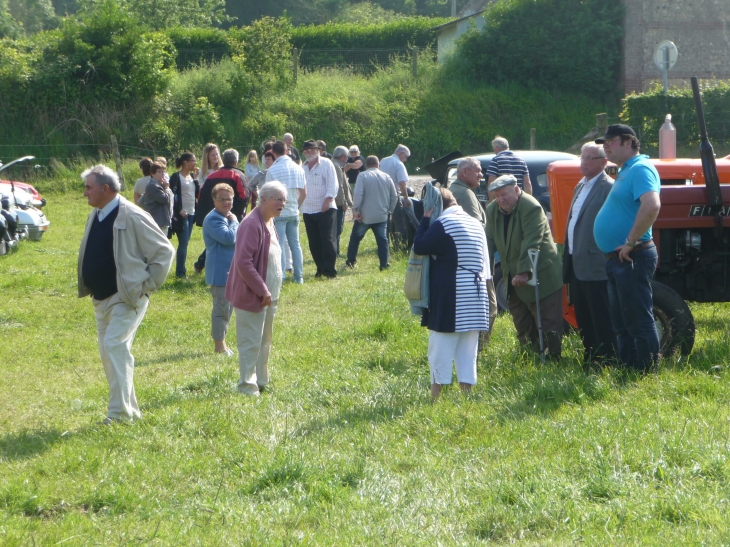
left=225, top=207, right=273, bottom=312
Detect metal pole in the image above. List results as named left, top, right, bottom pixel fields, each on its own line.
left=527, top=249, right=544, bottom=363
left=530, top=128, right=536, bottom=150
left=109, top=135, right=125, bottom=190
left=662, top=46, right=669, bottom=95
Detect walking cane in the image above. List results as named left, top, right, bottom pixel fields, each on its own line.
left=527, top=248, right=544, bottom=364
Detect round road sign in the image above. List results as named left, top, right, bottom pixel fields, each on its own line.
left=654, top=40, right=678, bottom=71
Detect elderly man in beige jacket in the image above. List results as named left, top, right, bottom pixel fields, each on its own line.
left=78, top=165, right=174, bottom=424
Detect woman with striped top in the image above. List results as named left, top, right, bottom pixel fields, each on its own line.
left=413, top=188, right=490, bottom=399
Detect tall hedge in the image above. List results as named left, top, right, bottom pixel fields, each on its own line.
left=163, top=18, right=446, bottom=68
left=621, top=81, right=730, bottom=153
left=454, top=0, right=623, bottom=98
left=290, top=17, right=447, bottom=49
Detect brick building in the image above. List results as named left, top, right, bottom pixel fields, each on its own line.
left=622, top=0, right=730, bottom=93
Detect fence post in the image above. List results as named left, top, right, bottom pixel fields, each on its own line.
left=596, top=113, right=607, bottom=135
left=292, top=48, right=298, bottom=83
left=110, top=135, right=125, bottom=190
left=530, top=128, right=536, bottom=150
left=412, top=46, right=418, bottom=78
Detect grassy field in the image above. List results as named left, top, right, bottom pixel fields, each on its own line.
left=1, top=189, right=730, bottom=545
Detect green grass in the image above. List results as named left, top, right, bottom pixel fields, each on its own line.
left=1, top=190, right=730, bottom=545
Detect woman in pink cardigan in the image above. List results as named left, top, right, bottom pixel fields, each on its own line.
left=225, top=181, right=288, bottom=396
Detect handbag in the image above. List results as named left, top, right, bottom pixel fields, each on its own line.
left=404, top=249, right=425, bottom=300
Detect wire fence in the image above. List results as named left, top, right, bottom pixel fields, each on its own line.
left=174, top=46, right=427, bottom=73
left=176, top=47, right=231, bottom=69
left=298, top=47, right=425, bottom=73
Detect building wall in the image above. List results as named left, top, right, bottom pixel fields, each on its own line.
left=436, top=14, right=486, bottom=63
left=622, top=0, right=730, bottom=93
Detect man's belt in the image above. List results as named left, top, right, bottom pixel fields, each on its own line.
left=604, top=239, right=654, bottom=260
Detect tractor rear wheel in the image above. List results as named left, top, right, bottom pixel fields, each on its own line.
left=652, top=280, right=695, bottom=356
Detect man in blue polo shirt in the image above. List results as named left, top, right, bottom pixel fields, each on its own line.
left=593, top=124, right=661, bottom=371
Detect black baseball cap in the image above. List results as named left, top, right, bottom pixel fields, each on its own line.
left=595, top=124, right=637, bottom=144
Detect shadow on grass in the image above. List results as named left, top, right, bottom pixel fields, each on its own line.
left=0, top=428, right=66, bottom=461
left=358, top=355, right=424, bottom=376
left=489, top=350, right=618, bottom=422
left=295, top=374, right=423, bottom=437
left=135, top=350, right=209, bottom=368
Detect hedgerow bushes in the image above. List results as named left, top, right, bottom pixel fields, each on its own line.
left=621, top=81, right=730, bottom=153
left=453, top=0, right=624, bottom=98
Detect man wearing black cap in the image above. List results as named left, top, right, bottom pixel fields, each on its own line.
left=593, top=124, right=661, bottom=371
left=485, top=174, right=564, bottom=360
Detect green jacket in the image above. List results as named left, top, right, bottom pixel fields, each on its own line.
left=485, top=192, right=562, bottom=303
left=450, top=178, right=486, bottom=226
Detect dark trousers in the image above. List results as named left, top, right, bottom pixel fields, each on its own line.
left=507, top=285, right=564, bottom=358
left=568, top=263, right=617, bottom=363
left=303, top=209, right=337, bottom=278
left=335, top=207, right=346, bottom=255
left=606, top=246, right=660, bottom=371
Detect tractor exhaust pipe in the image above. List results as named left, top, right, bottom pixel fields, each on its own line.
left=691, top=76, right=724, bottom=238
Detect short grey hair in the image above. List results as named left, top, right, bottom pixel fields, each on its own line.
left=365, top=155, right=379, bottom=168
left=456, top=157, right=480, bottom=175
left=258, top=181, right=287, bottom=200
left=81, top=165, right=120, bottom=192
left=395, top=144, right=410, bottom=157
left=581, top=142, right=607, bottom=158
left=332, top=146, right=349, bottom=160
left=492, top=136, right=509, bottom=151
left=222, top=148, right=239, bottom=167
left=283, top=133, right=294, bottom=142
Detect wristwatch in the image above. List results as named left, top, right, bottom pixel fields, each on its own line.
left=625, top=239, right=636, bottom=247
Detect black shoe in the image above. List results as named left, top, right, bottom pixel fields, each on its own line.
left=380, top=263, right=390, bottom=271
left=345, top=261, right=356, bottom=269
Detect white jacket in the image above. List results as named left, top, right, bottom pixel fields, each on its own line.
left=78, top=196, right=174, bottom=308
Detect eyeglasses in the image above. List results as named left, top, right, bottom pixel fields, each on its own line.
left=581, top=156, right=604, bottom=161
left=602, top=137, right=621, bottom=147
left=269, top=197, right=287, bottom=204
left=214, top=198, right=233, bottom=203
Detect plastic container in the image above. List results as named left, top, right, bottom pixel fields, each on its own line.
left=659, top=114, right=676, bottom=160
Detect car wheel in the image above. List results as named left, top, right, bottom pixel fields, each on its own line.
left=652, top=280, right=695, bottom=356
left=492, top=264, right=509, bottom=313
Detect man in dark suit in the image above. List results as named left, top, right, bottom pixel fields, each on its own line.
left=486, top=175, right=564, bottom=359
left=562, top=144, right=617, bottom=363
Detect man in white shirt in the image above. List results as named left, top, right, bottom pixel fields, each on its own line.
left=300, top=139, right=339, bottom=278
left=266, top=140, right=306, bottom=284
left=562, top=143, right=616, bottom=363
left=379, top=144, right=411, bottom=208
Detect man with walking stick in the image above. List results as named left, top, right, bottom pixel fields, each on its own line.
left=485, top=175, right=564, bottom=360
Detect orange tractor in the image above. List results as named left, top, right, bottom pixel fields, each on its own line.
left=549, top=153, right=730, bottom=356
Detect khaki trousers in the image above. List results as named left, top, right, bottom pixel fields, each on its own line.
left=235, top=302, right=278, bottom=396
left=92, top=293, right=149, bottom=421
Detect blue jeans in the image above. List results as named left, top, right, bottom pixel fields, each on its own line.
left=605, top=245, right=660, bottom=370
left=346, top=220, right=389, bottom=269
left=174, top=215, right=195, bottom=277
left=274, top=215, right=303, bottom=282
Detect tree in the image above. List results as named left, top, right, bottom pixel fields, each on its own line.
left=0, top=0, right=23, bottom=37
left=8, top=0, right=58, bottom=34
left=77, top=0, right=232, bottom=28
